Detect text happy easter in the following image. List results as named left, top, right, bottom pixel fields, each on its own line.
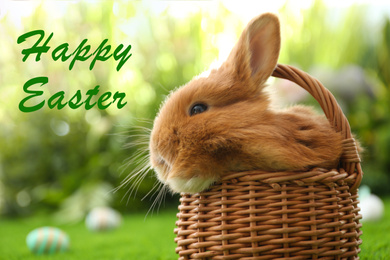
left=17, top=30, right=131, bottom=112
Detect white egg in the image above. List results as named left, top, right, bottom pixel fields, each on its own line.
left=359, top=194, right=385, bottom=221
left=85, top=206, right=122, bottom=231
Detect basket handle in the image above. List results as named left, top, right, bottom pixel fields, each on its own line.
left=272, top=64, right=363, bottom=192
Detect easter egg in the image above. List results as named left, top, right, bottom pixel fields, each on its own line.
left=26, top=226, right=69, bottom=255
left=358, top=185, right=385, bottom=222
left=85, top=206, right=122, bottom=231
left=360, top=194, right=385, bottom=221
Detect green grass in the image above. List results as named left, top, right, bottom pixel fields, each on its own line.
left=0, top=209, right=178, bottom=260
left=0, top=199, right=389, bottom=260
left=360, top=197, right=390, bottom=260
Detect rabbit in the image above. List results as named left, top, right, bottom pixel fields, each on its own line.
left=149, top=13, right=343, bottom=194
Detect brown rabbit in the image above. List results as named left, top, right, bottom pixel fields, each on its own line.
left=149, top=13, right=343, bottom=194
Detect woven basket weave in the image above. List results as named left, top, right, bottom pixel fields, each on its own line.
left=174, top=64, right=363, bottom=260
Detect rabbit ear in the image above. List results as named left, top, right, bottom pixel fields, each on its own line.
left=227, top=13, right=281, bottom=88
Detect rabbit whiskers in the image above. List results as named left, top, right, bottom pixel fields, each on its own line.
left=113, top=124, right=170, bottom=217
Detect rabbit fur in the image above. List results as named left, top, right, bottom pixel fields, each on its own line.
left=149, top=13, right=343, bottom=194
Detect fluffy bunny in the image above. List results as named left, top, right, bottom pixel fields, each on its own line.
left=149, top=13, right=343, bottom=194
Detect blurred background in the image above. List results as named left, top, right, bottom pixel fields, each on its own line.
left=0, top=0, right=389, bottom=222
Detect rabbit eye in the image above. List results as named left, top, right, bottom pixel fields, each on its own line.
left=190, top=103, right=208, bottom=116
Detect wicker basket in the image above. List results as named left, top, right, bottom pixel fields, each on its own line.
left=174, top=64, right=363, bottom=260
